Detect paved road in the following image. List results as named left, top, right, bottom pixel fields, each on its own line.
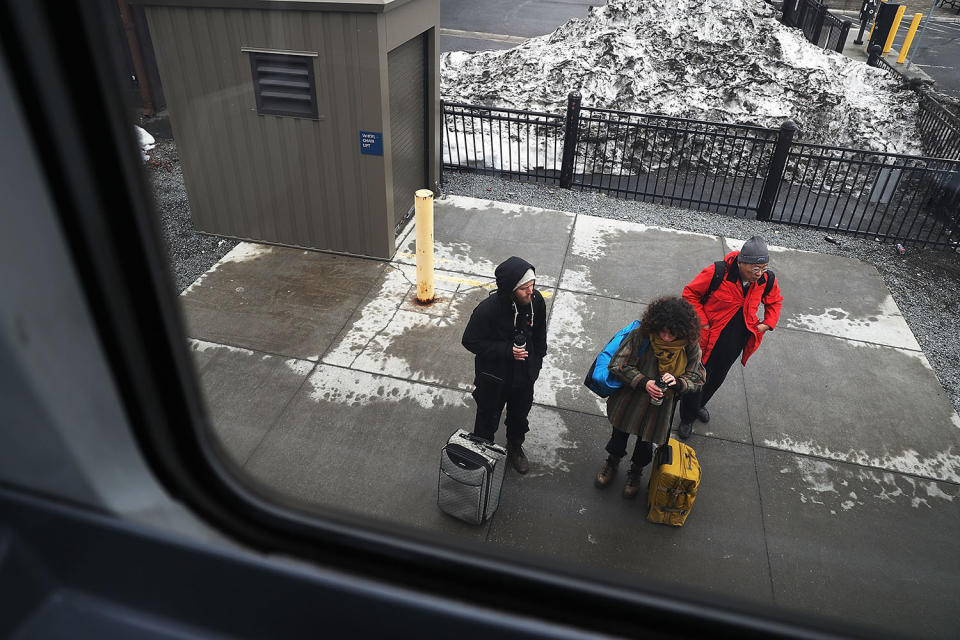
left=440, top=0, right=597, bottom=52
left=892, top=17, right=960, bottom=99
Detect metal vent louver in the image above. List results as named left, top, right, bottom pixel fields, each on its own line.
left=249, top=52, right=317, bottom=119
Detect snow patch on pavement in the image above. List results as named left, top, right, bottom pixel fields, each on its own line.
left=351, top=308, right=466, bottom=384
left=788, top=457, right=959, bottom=512
left=724, top=236, right=793, bottom=254
left=522, top=406, right=579, bottom=476
left=284, top=359, right=315, bottom=377
left=768, top=436, right=960, bottom=482
left=220, top=242, right=274, bottom=264
left=535, top=291, right=605, bottom=413
left=181, top=243, right=275, bottom=296
left=396, top=236, right=499, bottom=281
left=786, top=299, right=921, bottom=351
left=323, top=268, right=413, bottom=367
left=569, top=216, right=646, bottom=262
left=305, top=365, right=470, bottom=411
left=189, top=338, right=255, bottom=356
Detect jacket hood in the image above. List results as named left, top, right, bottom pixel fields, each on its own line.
left=494, top=256, right=536, bottom=296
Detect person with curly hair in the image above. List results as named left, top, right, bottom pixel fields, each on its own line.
left=595, top=296, right=706, bottom=499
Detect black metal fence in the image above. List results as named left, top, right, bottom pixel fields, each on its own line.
left=570, top=106, right=782, bottom=217
left=441, top=102, right=564, bottom=183
left=441, top=94, right=960, bottom=249
left=781, top=0, right=852, bottom=53
left=772, top=144, right=960, bottom=245
left=917, top=90, right=960, bottom=160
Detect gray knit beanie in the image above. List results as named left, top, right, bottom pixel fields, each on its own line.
left=738, top=235, right=769, bottom=264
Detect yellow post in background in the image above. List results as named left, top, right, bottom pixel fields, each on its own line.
left=414, top=189, right=435, bottom=303
left=883, top=5, right=906, bottom=54
left=897, top=13, right=923, bottom=63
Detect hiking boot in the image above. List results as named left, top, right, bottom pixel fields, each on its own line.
left=594, top=458, right=619, bottom=488
left=622, top=465, right=644, bottom=499
left=507, top=445, right=529, bottom=474
left=697, top=407, right=710, bottom=423
left=678, top=420, right=694, bottom=439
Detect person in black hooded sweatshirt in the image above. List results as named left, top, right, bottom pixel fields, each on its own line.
left=462, top=256, right=548, bottom=474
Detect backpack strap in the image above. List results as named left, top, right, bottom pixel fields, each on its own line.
left=699, top=260, right=726, bottom=306
left=762, top=270, right=776, bottom=299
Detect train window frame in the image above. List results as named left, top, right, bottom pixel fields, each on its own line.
left=0, top=2, right=872, bottom=638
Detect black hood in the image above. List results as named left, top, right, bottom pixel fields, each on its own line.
left=494, top=256, right=536, bottom=297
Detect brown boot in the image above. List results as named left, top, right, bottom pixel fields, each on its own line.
left=594, top=458, right=619, bottom=488
left=507, top=445, right=529, bottom=474
left=622, top=465, right=644, bottom=499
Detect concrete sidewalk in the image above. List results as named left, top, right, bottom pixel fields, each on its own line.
left=180, top=195, right=960, bottom=638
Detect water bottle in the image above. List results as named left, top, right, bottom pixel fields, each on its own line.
left=650, top=377, right=669, bottom=406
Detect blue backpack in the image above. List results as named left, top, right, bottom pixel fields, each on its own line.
left=583, top=321, right=647, bottom=398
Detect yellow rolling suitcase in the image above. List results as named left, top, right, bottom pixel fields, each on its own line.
left=647, top=437, right=700, bottom=526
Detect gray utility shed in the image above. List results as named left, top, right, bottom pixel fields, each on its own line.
left=132, top=0, right=440, bottom=259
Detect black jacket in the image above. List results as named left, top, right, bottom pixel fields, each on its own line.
left=462, top=256, right=548, bottom=387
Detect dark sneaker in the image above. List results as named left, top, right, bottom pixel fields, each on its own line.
left=507, top=446, right=529, bottom=474
left=678, top=420, right=694, bottom=439
left=594, top=458, right=619, bottom=488
left=697, top=407, right=710, bottom=423
left=622, top=465, right=643, bottom=499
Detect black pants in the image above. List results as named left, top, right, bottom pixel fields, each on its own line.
left=472, top=376, right=533, bottom=446
left=680, top=308, right=749, bottom=423
left=605, top=428, right=654, bottom=469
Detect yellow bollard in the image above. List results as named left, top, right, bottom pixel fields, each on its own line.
left=883, top=5, right=906, bottom=54
left=414, top=189, right=435, bottom=303
left=897, top=13, right=923, bottom=63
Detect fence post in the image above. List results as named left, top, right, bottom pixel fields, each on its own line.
left=559, top=91, right=581, bottom=189
left=812, top=3, right=828, bottom=45
left=836, top=19, right=853, bottom=52
left=782, top=0, right=795, bottom=26
left=796, top=0, right=808, bottom=31
left=756, top=120, right=798, bottom=221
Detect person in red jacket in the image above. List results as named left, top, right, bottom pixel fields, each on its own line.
left=678, top=235, right=783, bottom=439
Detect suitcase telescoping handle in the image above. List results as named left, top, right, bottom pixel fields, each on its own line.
left=458, top=432, right=507, bottom=455
left=657, top=441, right=673, bottom=467
left=657, top=404, right=679, bottom=467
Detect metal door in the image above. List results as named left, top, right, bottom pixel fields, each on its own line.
left=388, top=34, right=427, bottom=232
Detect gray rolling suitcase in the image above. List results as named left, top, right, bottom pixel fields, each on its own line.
left=438, top=429, right=507, bottom=524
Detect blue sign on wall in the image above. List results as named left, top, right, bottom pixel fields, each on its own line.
left=360, top=131, right=383, bottom=156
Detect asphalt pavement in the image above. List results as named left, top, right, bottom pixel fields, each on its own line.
left=181, top=195, right=960, bottom=639
left=439, top=0, right=595, bottom=52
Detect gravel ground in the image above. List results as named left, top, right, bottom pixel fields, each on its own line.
left=143, top=137, right=959, bottom=415
left=145, top=138, right=238, bottom=293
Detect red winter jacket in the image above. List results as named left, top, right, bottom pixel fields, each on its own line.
left=682, top=251, right=783, bottom=366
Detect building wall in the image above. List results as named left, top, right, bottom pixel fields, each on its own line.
left=145, top=6, right=394, bottom=258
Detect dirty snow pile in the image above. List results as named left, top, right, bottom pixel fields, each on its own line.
left=441, top=0, right=920, bottom=155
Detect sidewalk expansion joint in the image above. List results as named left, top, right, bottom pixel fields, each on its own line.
left=778, top=325, right=924, bottom=352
